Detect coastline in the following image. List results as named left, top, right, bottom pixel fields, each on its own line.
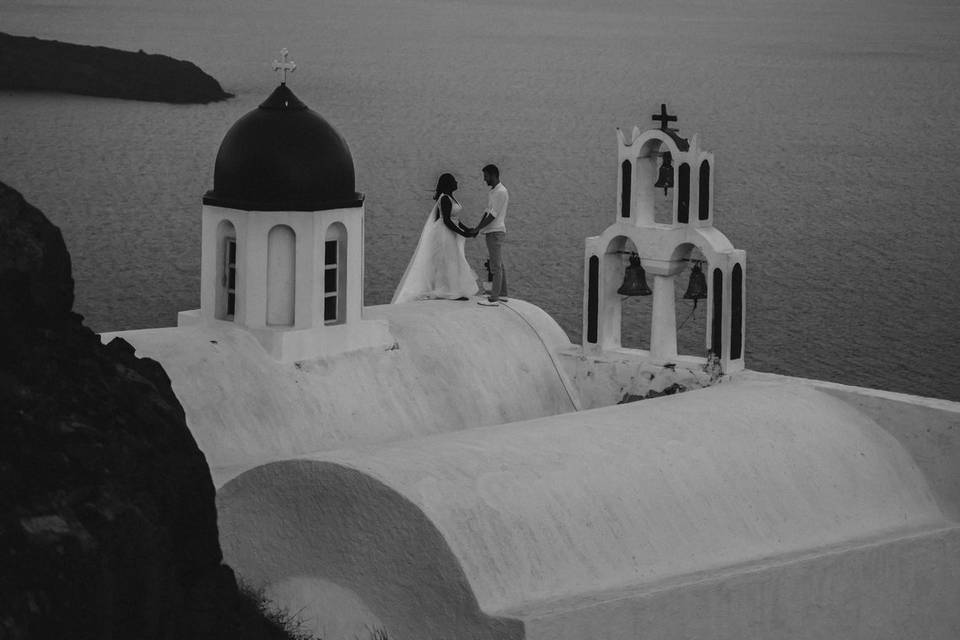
left=0, top=32, right=233, bottom=104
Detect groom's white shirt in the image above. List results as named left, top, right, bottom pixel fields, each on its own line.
left=481, top=183, right=509, bottom=234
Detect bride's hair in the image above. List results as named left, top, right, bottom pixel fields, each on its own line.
left=433, top=173, right=457, bottom=200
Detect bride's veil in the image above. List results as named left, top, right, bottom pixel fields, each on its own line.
left=391, top=202, right=440, bottom=304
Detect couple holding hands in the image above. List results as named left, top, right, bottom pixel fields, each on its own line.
left=391, top=164, right=509, bottom=306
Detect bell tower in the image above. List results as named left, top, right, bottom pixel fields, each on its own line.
left=177, top=50, right=392, bottom=362
left=582, top=105, right=746, bottom=373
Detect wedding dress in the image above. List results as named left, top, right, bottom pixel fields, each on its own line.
left=391, top=195, right=481, bottom=304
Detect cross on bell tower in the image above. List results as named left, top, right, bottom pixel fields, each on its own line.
left=272, top=48, right=297, bottom=84
left=652, top=104, right=678, bottom=131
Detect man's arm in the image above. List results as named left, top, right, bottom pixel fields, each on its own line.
left=474, top=212, right=496, bottom=232
left=475, top=188, right=506, bottom=232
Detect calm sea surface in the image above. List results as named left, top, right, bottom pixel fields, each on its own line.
left=3, top=0, right=959, bottom=400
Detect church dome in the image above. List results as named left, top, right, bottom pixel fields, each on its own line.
left=203, top=84, right=363, bottom=211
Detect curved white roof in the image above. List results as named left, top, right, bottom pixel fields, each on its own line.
left=105, top=299, right=577, bottom=484
left=217, top=380, right=948, bottom=639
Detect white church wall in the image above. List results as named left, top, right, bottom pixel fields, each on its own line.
left=241, top=211, right=305, bottom=329
left=237, top=215, right=267, bottom=328
left=248, top=316, right=393, bottom=364
left=218, top=459, right=524, bottom=640
left=217, top=379, right=959, bottom=640
left=264, top=576, right=386, bottom=640
left=266, top=224, right=296, bottom=326
left=742, top=370, right=960, bottom=521
left=195, top=206, right=366, bottom=331
left=521, top=527, right=960, bottom=640
left=555, top=346, right=720, bottom=409
left=104, top=299, right=577, bottom=486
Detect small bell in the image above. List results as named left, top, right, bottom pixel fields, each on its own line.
left=682, top=262, right=708, bottom=306
left=617, top=255, right=652, bottom=296
left=654, top=152, right=673, bottom=196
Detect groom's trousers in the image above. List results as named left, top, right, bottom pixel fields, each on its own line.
left=485, top=231, right=508, bottom=299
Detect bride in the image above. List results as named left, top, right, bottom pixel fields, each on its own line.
left=392, top=173, right=482, bottom=304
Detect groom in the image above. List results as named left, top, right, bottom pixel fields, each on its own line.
left=473, top=164, right=509, bottom=305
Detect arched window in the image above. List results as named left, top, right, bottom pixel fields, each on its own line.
left=678, top=163, right=690, bottom=223
left=711, top=268, right=723, bottom=358
left=324, top=223, right=347, bottom=325
left=266, top=225, right=296, bottom=326
left=215, top=219, right=237, bottom=321
left=699, top=160, right=711, bottom=221
left=620, top=160, right=632, bottom=218
left=587, top=256, right=599, bottom=343
left=731, top=264, right=743, bottom=359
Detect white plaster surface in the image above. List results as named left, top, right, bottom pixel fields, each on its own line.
left=556, top=345, right=720, bottom=409
left=102, top=299, right=576, bottom=485
left=217, top=378, right=959, bottom=640
left=199, top=205, right=366, bottom=332
left=264, top=576, right=384, bottom=640
left=741, top=370, right=960, bottom=520
left=519, top=525, right=960, bottom=640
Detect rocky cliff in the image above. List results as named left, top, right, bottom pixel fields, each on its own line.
left=0, top=32, right=232, bottom=103
left=0, top=180, right=293, bottom=639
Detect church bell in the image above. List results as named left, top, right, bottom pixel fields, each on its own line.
left=617, top=255, right=652, bottom=296
left=654, top=152, right=674, bottom=195
left=682, top=262, right=708, bottom=305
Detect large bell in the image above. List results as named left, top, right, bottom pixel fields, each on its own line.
left=682, top=262, right=708, bottom=306
left=654, top=152, right=673, bottom=195
left=617, top=255, right=652, bottom=296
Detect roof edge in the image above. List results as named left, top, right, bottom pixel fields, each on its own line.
left=202, top=191, right=365, bottom=212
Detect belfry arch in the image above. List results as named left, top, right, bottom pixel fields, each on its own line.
left=585, top=229, right=741, bottom=365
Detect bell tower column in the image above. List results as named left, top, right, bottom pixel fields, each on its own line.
left=649, top=274, right=678, bottom=361
left=644, top=256, right=685, bottom=361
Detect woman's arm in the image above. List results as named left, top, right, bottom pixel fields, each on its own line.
left=439, top=195, right=473, bottom=237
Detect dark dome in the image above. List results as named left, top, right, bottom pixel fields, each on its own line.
left=203, top=84, right=363, bottom=211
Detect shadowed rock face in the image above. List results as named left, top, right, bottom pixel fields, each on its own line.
left=0, top=32, right=233, bottom=104
left=0, top=179, right=74, bottom=328
left=0, top=180, right=249, bottom=639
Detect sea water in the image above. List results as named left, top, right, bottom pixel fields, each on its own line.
left=2, top=0, right=959, bottom=400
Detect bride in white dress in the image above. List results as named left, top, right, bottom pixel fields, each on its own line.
left=392, top=173, right=482, bottom=304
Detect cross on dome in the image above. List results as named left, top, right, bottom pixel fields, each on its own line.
left=272, top=48, right=296, bottom=84
left=652, top=103, right=678, bottom=131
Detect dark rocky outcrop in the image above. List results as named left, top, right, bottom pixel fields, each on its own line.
left=0, top=180, right=295, bottom=639
left=0, top=32, right=232, bottom=104
left=618, top=382, right=687, bottom=404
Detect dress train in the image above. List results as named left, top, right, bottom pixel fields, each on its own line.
left=391, top=197, right=481, bottom=304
